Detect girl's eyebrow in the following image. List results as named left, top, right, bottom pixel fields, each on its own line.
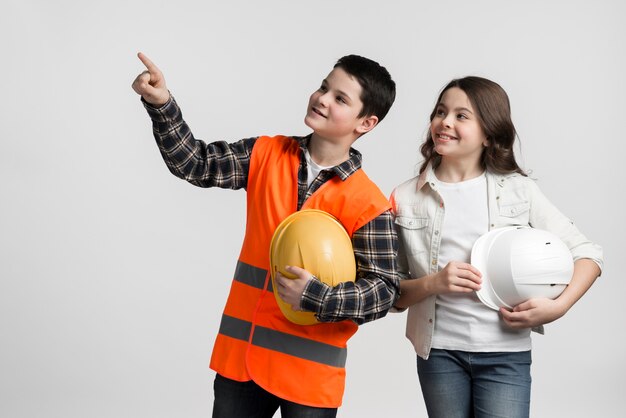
left=438, top=102, right=474, bottom=114
left=455, top=107, right=474, bottom=114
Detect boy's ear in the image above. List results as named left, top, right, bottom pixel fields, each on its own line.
left=355, top=115, right=379, bottom=135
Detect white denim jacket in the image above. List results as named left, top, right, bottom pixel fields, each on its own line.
left=390, top=165, right=604, bottom=359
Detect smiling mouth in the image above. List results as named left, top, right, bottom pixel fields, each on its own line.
left=312, top=107, right=327, bottom=118
left=436, top=133, right=457, bottom=140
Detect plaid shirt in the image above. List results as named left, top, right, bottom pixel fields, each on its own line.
left=144, top=97, right=399, bottom=324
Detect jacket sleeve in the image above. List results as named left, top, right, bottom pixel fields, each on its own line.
left=388, top=187, right=411, bottom=313
left=526, top=178, right=603, bottom=273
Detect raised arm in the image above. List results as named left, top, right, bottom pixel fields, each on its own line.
left=131, top=52, right=257, bottom=189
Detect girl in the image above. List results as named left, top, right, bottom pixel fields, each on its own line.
left=390, top=76, right=603, bottom=418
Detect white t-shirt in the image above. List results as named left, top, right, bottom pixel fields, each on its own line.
left=304, top=148, right=333, bottom=188
left=432, top=172, right=531, bottom=352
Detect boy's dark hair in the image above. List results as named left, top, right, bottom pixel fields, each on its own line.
left=419, top=76, right=526, bottom=176
left=334, top=55, right=396, bottom=122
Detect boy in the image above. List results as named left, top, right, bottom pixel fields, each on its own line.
left=132, top=52, right=399, bottom=418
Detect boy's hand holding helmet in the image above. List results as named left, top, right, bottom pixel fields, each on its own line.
left=275, top=266, right=314, bottom=311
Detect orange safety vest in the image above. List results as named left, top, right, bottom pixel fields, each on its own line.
left=209, top=135, right=390, bottom=407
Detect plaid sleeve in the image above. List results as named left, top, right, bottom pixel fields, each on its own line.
left=301, top=210, right=400, bottom=324
left=144, top=97, right=257, bottom=189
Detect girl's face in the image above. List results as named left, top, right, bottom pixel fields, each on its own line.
left=430, top=87, right=488, bottom=166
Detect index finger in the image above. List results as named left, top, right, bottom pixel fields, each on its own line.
left=284, top=265, right=305, bottom=274
left=137, top=52, right=160, bottom=73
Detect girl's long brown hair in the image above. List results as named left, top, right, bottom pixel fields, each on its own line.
left=419, top=76, right=526, bottom=176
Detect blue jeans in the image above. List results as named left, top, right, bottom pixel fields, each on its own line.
left=212, top=374, right=338, bottom=418
left=417, top=349, right=532, bottom=418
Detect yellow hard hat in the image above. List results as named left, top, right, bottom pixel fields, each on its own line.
left=270, top=209, right=356, bottom=325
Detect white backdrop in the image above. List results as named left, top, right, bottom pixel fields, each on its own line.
left=1, top=1, right=624, bottom=417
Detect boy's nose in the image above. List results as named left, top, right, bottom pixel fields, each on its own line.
left=318, top=92, right=330, bottom=107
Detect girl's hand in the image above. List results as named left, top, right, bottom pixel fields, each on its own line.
left=429, top=261, right=482, bottom=295
left=500, top=298, right=567, bottom=329
left=131, top=52, right=170, bottom=106
left=502, top=259, right=600, bottom=329
left=395, top=261, right=482, bottom=309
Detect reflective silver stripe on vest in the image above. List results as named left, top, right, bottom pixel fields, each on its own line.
left=234, top=261, right=272, bottom=291
left=218, top=314, right=347, bottom=368
left=252, top=324, right=347, bottom=368
left=218, top=314, right=253, bottom=342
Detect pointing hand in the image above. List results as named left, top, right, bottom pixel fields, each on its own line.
left=131, top=52, right=170, bottom=106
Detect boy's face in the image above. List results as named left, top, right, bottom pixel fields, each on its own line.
left=304, top=67, right=377, bottom=143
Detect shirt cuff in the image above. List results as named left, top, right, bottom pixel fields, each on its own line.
left=142, top=94, right=177, bottom=122
left=301, top=275, right=331, bottom=314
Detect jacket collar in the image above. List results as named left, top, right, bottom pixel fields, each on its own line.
left=416, top=163, right=513, bottom=192
left=416, top=163, right=438, bottom=191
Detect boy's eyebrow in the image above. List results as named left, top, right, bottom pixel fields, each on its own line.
left=321, top=78, right=354, bottom=103
left=336, top=89, right=353, bottom=102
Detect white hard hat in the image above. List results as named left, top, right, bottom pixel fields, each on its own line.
left=471, top=226, right=574, bottom=310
